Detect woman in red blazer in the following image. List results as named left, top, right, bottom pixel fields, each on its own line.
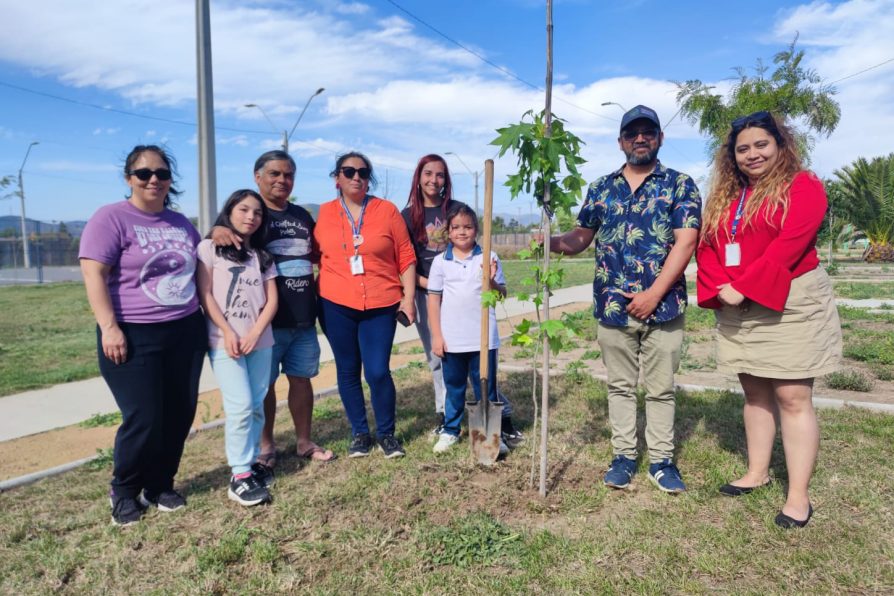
left=696, top=111, right=842, bottom=529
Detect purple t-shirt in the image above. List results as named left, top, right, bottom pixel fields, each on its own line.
left=197, top=240, right=277, bottom=351
left=79, top=200, right=201, bottom=323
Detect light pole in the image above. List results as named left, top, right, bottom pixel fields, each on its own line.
left=445, top=152, right=479, bottom=216
left=18, top=141, right=38, bottom=269
left=245, top=87, right=324, bottom=154
left=601, top=101, right=627, bottom=113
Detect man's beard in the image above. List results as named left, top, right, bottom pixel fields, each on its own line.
left=625, top=145, right=660, bottom=166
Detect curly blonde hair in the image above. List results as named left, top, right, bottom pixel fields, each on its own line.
left=701, top=112, right=804, bottom=240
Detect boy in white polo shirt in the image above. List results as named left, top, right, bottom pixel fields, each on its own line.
left=426, top=204, right=514, bottom=454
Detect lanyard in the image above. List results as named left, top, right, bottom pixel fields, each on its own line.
left=340, top=195, right=368, bottom=251
left=729, top=187, right=747, bottom=242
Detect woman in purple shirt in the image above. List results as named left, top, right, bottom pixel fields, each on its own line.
left=79, top=145, right=206, bottom=526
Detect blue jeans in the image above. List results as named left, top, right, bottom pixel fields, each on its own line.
left=210, top=347, right=272, bottom=475
left=441, top=349, right=501, bottom=437
left=269, top=326, right=321, bottom=384
left=320, top=297, right=399, bottom=438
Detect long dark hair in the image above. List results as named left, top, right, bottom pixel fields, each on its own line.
left=123, top=145, right=182, bottom=208
left=208, top=189, right=273, bottom=271
left=406, top=154, right=454, bottom=246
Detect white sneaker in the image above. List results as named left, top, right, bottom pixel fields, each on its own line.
left=433, top=432, right=459, bottom=453
left=499, top=438, right=509, bottom=456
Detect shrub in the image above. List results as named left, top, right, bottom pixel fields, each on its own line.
left=824, top=369, right=874, bottom=392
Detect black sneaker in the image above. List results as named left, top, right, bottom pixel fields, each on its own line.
left=348, top=433, right=374, bottom=458
left=109, top=492, right=145, bottom=526
left=228, top=474, right=271, bottom=507
left=251, top=462, right=275, bottom=488
left=377, top=434, right=406, bottom=459
left=139, top=489, right=186, bottom=512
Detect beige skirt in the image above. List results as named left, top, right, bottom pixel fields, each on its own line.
left=715, top=267, right=842, bottom=379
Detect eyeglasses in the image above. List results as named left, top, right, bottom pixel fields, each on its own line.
left=339, top=166, right=371, bottom=180
left=731, top=111, right=773, bottom=131
left=621, top=128, right=659, bottom=142
left=128, top=168, right=172, bottom=181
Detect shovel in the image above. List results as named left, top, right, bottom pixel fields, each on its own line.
left=467, top=159, right=504, bottom=466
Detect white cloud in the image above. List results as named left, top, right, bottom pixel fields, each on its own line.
left=92, top=127, right=120, bottom=136
left=773, top=0, right=894, bottom=173
left=334, top=2, right=371, bottom=15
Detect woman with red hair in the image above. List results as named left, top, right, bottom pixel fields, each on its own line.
left=401, top=154, right=521, bottom=447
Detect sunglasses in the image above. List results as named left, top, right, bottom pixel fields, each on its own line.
left=339, top=166, right=371, bottom=180
left=128, top=168, right=172, bottom=181
left=731, top=110, right=773, bottom=131
left=621, top=128, right=659, bottom=142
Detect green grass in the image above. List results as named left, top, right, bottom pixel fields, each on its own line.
left=834, top=281, right=894, bottom=300
left=501, top=259, right=593, bottom=293
left=1, top=369, right=892, bottom=592
left=0, top=282, right=97, bottom=397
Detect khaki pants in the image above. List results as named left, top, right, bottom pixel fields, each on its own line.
left=597, top=315, right=683, bottom=463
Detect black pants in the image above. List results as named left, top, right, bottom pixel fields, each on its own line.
left=97, top=311, right=206, bottom=499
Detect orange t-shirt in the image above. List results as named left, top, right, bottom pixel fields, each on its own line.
left=315, top=196, right=416, bottom=310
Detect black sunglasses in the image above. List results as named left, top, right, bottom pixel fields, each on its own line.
left=339, top=166, right=371, bottom=180
left=621, top=128, right=659, bottom=142
left=128, top=168, right=172, bottom=181
left=731, top=110, right=773, bottom=131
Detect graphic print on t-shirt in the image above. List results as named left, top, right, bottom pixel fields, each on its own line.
left=135, top=224, right=197, bottom=305
left=425, top=216, right=449, bottom=252
left=266, top=205, right=317, bottom=329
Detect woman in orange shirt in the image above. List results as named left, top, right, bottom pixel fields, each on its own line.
left=315, top=151, right=416, bottom=459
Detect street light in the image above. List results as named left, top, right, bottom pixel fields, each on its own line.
left=601, top=101, right=627, bottom=113
left=245, top=87, right=325, bottom=153
left=18, top=141, right=38, bottom=269
left=445, top=152, right=479, bottom=216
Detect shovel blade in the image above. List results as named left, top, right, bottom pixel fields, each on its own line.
left=466, top=399, right=504, bottom=466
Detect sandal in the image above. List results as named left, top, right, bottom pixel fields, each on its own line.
left=298, top=445, right=337, bottom=463
left=256, top=449, right=278, bottom=469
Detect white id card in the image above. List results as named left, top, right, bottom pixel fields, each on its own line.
left=350, top=254, right=365, bottom=275
left=725, top=243, right=741, bottom=267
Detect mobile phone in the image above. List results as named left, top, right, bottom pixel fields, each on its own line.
left=396, top=310, right=411, bottom=327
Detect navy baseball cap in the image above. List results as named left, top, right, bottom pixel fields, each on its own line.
left=620, top=105, right=661, bottom=133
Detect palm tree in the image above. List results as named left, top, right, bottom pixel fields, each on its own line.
left=834, top=154, right=894, bottom=262
left=675, top=36, right=840, bottom=160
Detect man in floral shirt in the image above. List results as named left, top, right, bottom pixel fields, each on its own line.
left=544, top=105, right=701, bottom=493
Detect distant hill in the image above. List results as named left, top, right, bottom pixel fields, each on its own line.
left=0, top=216, right=87, bottom=237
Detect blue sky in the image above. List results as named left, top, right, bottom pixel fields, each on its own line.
left=0, top=0, right=892, bottom=225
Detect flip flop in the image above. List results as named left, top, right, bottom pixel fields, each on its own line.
left=298, top=445, right=337, bottom=463
left=257, top=449, right=278, bottom=468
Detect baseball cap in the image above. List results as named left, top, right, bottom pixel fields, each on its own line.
left=620, top=105, right=661, bottom=133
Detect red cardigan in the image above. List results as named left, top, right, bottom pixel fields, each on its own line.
left=696, top=171, right=826, bottom=312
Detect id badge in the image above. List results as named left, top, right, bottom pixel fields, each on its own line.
left=725, top=243, right=741, bottom=267
left=350, top=254, right=365, bottom=275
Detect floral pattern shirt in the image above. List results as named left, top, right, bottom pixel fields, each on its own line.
left=576, top=160, right=701, bottom=327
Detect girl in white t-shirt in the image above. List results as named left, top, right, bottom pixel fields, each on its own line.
left=197, top=189, right=278, bottom=506
left=426, top=204, right=512, bottom=454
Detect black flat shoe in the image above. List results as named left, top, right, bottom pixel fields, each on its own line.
left=775, top=504, right=813, bottom=529
left=718, top=480, right=772, bottom=497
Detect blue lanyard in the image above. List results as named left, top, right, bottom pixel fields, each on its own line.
left=729, top=187, right=747, bottom=242
left=340, top=195, right=368, bottom=248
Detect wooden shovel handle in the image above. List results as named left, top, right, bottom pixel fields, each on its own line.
left=480, top=159, right=494, bottom=382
